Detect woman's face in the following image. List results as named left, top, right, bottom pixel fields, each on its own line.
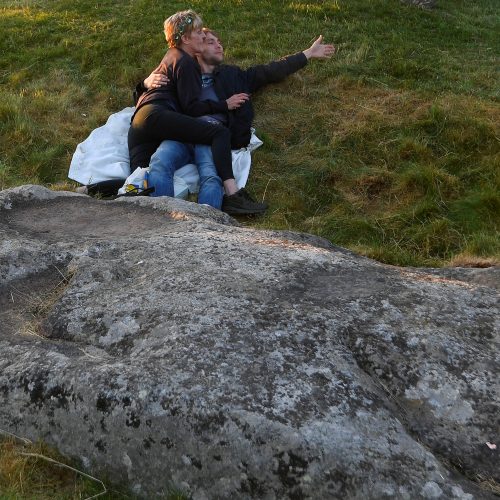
left=186, top=28, right=205, bottom=52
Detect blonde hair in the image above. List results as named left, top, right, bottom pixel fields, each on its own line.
left=164, top=10, right=203, bottom=48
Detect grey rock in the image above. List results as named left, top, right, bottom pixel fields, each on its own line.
left=421, top=481, right=444, bottom=498
left=0, top=185, right=498, bottom=499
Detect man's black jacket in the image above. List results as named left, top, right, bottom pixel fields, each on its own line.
left=134, top=52, right=308, bottom=149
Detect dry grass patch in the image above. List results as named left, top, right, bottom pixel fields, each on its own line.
left=447, top=254, right=499, bottom=268
left=13, top=267, right=75, bottom=338
left=0, top=433, right=106, bottom=499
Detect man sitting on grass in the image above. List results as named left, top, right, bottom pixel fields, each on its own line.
left=136, top=29, right=335, bottom=215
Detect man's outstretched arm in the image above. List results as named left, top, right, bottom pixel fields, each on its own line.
left=246, top=35, right=335, bottom=92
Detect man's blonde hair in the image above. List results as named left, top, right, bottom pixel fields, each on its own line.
left=164, top=10, right=203, bottom=48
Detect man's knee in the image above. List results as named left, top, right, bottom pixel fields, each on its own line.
left=150, top=157, right=176, bottom=176
left=200, top=173, right=223, bottom=187
left=150, top=141, right=189, bottom=174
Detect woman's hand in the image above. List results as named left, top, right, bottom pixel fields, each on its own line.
left=226, top=93, right=250, bottom=110
left=303, top=35, right=335, bottom=60
left=143, top=71, right=169, bottom=90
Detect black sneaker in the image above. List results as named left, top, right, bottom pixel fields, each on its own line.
left=222, top=188, right=268, bottom=215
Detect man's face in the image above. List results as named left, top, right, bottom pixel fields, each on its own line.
left=200, top=32, right=224, bottom=65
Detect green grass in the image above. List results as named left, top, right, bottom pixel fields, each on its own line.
left=1, top=0, right=499, bottom=266
left=0, top=436, right=187, bottom=499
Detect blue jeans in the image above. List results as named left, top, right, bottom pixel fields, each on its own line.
left=194, top=145, right=223, bottom=209
left=149, top=140, right=223, bottom=209
left=149, top=140, right=192, bottom=197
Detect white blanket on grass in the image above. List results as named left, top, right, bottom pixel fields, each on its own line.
left=68, top=107, right=262, bottom=197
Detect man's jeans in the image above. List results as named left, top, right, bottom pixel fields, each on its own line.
left=149, top=140, right=223, bottom=209
left=195, top=145, right=224, bottom=209
left=149, top=140, right=191, bottom=198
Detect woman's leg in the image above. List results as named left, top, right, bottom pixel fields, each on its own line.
left=129, top=104, right=234, bottom=181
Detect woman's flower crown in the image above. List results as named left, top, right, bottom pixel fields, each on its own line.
left=173, top=14, right=194, bottom=43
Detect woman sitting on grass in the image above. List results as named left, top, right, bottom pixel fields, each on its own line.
left=127, top=9, right=266, bottom=214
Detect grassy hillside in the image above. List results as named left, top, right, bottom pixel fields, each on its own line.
left=1, top=0, right=498, bottom=266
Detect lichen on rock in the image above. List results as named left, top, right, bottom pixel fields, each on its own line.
left=0, top=186, right=498, bottom=498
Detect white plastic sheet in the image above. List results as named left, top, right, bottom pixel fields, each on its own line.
left=68, top=107, right=262, bottom=198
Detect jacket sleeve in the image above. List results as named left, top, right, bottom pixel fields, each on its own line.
left=175, top=57, right=228, bottom=116
left=244, top=52, right=308, bottom=93
left=133, top=81, right=146, bottom=105
left=132, top=60, right=164, bottom=105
